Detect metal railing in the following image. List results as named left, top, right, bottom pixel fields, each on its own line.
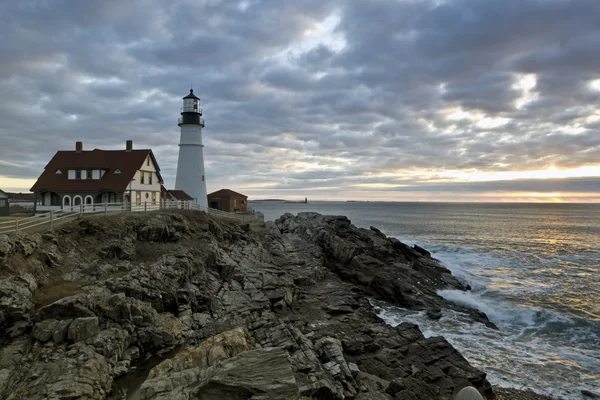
left=0, top=200, right=253, bottom=236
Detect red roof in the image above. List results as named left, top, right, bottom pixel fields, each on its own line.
left=208, top=189, right=247, bottom=198
left=30, top=149, right=163, bottom=193
left=167, top=190, right=194, bottom=201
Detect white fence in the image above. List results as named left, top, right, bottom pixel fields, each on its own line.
left=0, top=201, right=254, bottom=236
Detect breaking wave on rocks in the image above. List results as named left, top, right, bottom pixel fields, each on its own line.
left=375, top=240, right=600, bottom=399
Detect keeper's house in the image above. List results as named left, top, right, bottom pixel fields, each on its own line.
left=0, top=189, right=9, bottom=216
left=30, top=140, right=163, bottom=212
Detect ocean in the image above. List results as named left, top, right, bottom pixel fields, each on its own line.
left=249, top=201, right=600, bottom=399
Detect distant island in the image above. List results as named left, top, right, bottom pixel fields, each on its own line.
left=248, top=199, right=286, bottom=202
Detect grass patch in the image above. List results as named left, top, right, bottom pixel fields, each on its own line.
left=33, top=280, right=82, bottom=308
left=10, top=205, right=34, bottom=216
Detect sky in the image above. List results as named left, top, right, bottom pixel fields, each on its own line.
left=1, top=0, right=600, bottom=202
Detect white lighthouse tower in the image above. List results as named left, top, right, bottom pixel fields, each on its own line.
left=175, top=89, right=207, bottom=207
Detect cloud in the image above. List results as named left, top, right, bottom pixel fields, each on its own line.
left=0, top=0, right=599, bottom=201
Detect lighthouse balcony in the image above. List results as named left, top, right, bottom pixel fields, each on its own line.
left=181, top=106, right=202, bottom=115
left=178, top=115, right=205, bottom=126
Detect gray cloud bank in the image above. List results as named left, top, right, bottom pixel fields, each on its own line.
left=1, top=0, right=599, bottom=200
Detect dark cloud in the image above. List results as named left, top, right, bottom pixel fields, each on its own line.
left=0, top=0, right=599, bottom=200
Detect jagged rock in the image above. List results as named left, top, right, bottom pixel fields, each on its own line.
left=0, top=234, right=12, bottom=260
left=52, top=319, right=73, bottom=343
left=195, top=347, right=298, bottom=400
left=140, top=327, right=253, bottom=398
left=99, top=239, right=135, bottom=260
left=136, top=216, right=187, bottom=242
left=68, top=317, right=99, bottom=342
left=32, top=319, right=60, bottom=342
left=13, top=234, right=40, bottom=257
left=427, top=307, right=442, bottom=320
left=315, top=337, right=352, bottom=379
left=413, top=244, right=432, bottom=258
left=348, top=362, right=361, bottom=378
left=583, top=390, right=600, bottom=399
left=0, top=277, right=35, bottom=332
left=41, top=249, right=61, bottom=268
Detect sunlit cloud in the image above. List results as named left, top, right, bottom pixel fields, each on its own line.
left=513, top=73, right=539, bottom=109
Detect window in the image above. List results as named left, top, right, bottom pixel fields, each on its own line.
left=202, top=175, right=204, bottom=182
left=0, top=199, right=6, bottom=207
left=87, top=170, right=93, bottom=180
left=152, top=192, right=156, bottom=204
left=100, top=170, right=106, bottom=177
left=140, top=171, right=145, bottom=184
left=148, top=172, right=153, bottom=185
left=75, top=170, right=81, bottom=179
left=114, top=169, right=121, bottom=174
left=145, top=193, right=149, bottom=199
left=146, top=156, right=150, bottom=166
left=68, top=170, right=75, bottom=179
left=55, top=169, right=62, bottom=175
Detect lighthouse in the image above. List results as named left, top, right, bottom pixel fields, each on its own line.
left=175, top=89, right=207, bottom=207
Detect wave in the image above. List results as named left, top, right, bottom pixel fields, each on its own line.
left=437, top=289, right=541, bottom=326
left=386, top=235, right=600, bottom=398
left=373, top=300, right=600, bottom=398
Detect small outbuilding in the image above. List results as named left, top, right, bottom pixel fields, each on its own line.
left=0, top=189, right=9, bottom=216
left=207, top=189, right=248, bottom=212
left=160, top=185, right=194, bottom=202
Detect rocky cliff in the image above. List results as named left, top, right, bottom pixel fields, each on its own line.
left=0, top=210, right=495, bottom=399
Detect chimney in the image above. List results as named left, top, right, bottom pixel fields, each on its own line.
left=75, top=141, right=83, bottom=153
left=126, top=140, right=133, bottom=152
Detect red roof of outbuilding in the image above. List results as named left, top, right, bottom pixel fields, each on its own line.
left=207, top=189, right=247, bottom=198
left=30, top=149, right=163, bottom=193
left=167, top=190, right=194, bottom=201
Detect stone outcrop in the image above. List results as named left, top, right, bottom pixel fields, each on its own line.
left=0, top=210, right=496, bottom=399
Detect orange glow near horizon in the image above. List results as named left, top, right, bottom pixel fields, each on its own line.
left=438, top=165, right=600, bottom=182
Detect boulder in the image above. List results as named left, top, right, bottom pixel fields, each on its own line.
left=67, top=317, right=99, bottom=342
left=194, top=347, right=298, bottom=400
left=32, top=319, right=59, bottom=342
left=52, top=319, right=73, bottom=343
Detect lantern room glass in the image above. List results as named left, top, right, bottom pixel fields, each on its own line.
left=183, top=98, right=200, bottom=113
